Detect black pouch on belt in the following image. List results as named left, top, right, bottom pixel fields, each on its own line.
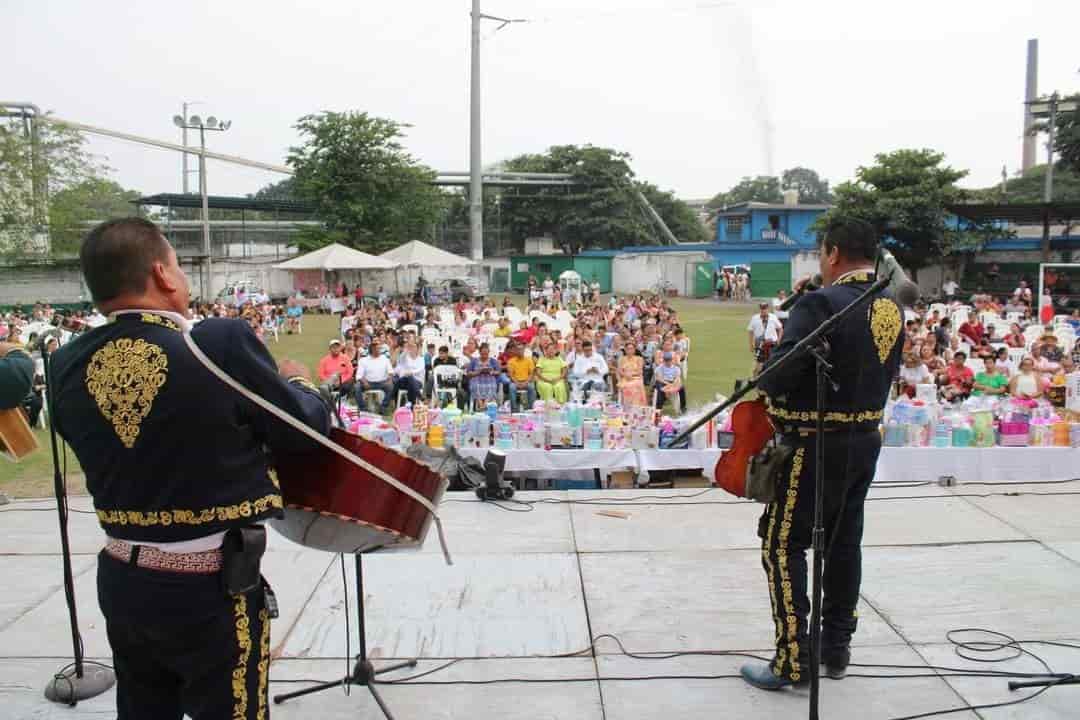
left=221, top=526, right=267, bottom=597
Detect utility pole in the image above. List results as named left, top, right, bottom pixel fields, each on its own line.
left=469, top=0, right=482, bottom=262
left=178, top=101, right=202, bottom=194
left=469, top=2, right=525, bottom=262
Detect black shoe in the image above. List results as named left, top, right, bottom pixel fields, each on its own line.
left=822, top=647, right=850, bottom=680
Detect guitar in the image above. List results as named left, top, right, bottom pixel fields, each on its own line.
left=0, top=407, right=39, bottom=463
left=713, top=398, right=786, bottom=502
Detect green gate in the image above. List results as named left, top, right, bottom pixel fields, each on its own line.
left=694, top=262, right=715, bottom=298
left=750, top=261, right=791, bottom=299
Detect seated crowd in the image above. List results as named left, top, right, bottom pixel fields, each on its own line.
left=315, top=292, right=692, bottom=415
left=895, top=293, right=1079, bottom=404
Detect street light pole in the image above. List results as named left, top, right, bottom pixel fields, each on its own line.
left=199, top=124, right=211, bottom=298
left=173, top=113, right=230, bottom=301
left=182, top=103, right=190, bottom=194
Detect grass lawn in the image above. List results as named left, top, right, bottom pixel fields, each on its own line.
left=0, top=298, right=756, bottom=498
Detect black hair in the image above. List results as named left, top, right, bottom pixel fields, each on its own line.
left=80, top=218, right=171, bottom=303
left=818, top=215, right=878, bottom=262
left=954, top=351, right=967, bottom=361
left=438, top=345, right=449, bottom=353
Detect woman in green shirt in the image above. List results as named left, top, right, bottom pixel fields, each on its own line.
left=972, top=356, right=1008, bottom=396
left=534, top=342, right=569, bottom=403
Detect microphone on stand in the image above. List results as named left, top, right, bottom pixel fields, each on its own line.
left=877, top=249, right=921, bottom=307
left=779, top=274, right=824, bottom=312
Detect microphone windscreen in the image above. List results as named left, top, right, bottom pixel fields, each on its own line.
left=894, top=280, right=920, bottom=307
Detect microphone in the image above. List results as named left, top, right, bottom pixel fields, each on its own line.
left=877, top=249, right=921, bottom=307
left=779, top=274, right=823, bottom=312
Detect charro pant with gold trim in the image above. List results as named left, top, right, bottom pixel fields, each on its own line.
left=756, top=430, right=880, bottom=680
left=97, top=550, right=272, bottom=720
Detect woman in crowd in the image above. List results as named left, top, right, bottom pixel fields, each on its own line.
left=941, top=351, right=974, bottom=402
left=618, top=341, right=647, bottom=407
left=466, top=342, right=501, bottom=407
left=1003, top=323, right=1026, bottom=348
left=534, top=342, right=569, bottom=403
left=1009, top=356, right=1043, bottom=400
left=972, top=356, right=1009, bottom=397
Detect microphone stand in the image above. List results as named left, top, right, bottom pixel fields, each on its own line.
left=669, top=273, right=890, bottom=720
left=39, top=347, right=116, bottom=704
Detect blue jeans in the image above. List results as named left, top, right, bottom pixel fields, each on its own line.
left=509, top=383, right=537, bottom=412
left=394, top=375, right=423, bottom=406
left=356, top=380, right=394, bottom=412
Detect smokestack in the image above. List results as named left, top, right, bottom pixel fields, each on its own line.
left=1022, top=38, right=1038, bottom=172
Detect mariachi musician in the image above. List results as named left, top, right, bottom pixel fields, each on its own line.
left=50, top=218, right=330, bottom=719
left=739, top=216, right=903, bottom=690
left=0, top=338, right=35, bottom=495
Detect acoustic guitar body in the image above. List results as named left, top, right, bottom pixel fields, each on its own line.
left=0, top=408, right=39, bottom=463
left=713, top=399, right=774, bottom=498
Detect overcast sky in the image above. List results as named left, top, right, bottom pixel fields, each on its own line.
left=7, top=0, right=1080, bottom=201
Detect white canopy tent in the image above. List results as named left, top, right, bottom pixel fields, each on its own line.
left=379, top=240, right=475, bottom=294
left=274, top=243, right=398, bottom=305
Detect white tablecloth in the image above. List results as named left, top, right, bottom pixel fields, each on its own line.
left=875, top=446, right=1080, bottom=485
left=456, top=445, right=1080, bottom=486
left=455, top=448, right=636, bottom=474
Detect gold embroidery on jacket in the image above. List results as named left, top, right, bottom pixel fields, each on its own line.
left=140, top=313, right=181, bottom=332
left=869, top=298, right=902, bottom=365
left=96, top=494, right=283, bottom=527
left=233, top=595, right=252, bottom=718
left=767, top=406, right=883, bottom=424
left=85, top=338, right=169, bottom=448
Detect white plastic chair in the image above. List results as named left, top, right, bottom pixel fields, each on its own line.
left=400, top=323, right=419, bottom=335
left=433, top=365, right=462, bottom=407
left=929, top=303, right=948, bottom=318
left=491, top=337, right=510, bottom=356
left=1007, top=347, right=1028, bottom=367
left=1022, top=325, right=1044, bottom=347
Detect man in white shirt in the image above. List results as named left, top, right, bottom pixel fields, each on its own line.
left=571, top=340, right=609, bottom=399
left=941, top=278, right=959, bottom=302
left=356, top=341, right=394, bottom=413
left=747, top=302, right=783, bottom=373
left=393, top=340, right=425, bottom=406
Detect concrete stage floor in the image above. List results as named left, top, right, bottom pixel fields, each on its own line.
left=1, top=478, right=1078, bottom=719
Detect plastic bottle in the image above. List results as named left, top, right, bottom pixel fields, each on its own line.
left=485, top=400, right=498, bottom=422
left=393, top=403, right=413, bottom=433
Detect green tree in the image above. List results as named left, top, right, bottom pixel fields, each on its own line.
left=0, top=114, right=102, bottom=256
left=1050, top=92, right=1080, bottom=175
left=706, top=175, right=781, bottom=208
left=818, top=149, right=1002, bottom=277
left=780, top=166, right=833, bottom=204
left=251, top=177, right=297, bottom=201
left=997, top=164, right=1080, bottom=203
left=287, top=111, right=445, bottom=252
left=48, top=178, right=141, bottom=255
left=500, top=144, right=682, bottom=253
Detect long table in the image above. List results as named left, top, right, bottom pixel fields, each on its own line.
left=456, top=446, right=1080, bottom=487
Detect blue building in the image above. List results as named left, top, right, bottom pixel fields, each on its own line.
left=709, top=201, right=831, bottom=296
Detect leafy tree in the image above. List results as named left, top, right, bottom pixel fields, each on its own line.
left=781, top=166, right=833, bottom=204
left=1051, top=93, right=1080, bottom=175
left=817, top=149, right=1004, bottom=277
left=287, top=111, right=445, bottom=252
left=0, top=114, right=102, bottom=256
left=972, top=164, right=1080, bottom=204
left=707, top=175, right=781, bottom=208
left=49, top=178, right=141, bottom=255
left=251, top=177, right=297, bottom=201
left=498, top=144, right=703, bottom=252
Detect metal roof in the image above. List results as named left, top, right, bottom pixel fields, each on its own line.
left=133, top=193, right=315, bottom=214
left=714, top=201, right=833, bottom=216
left=947, top=202, right=1080, bottom=224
